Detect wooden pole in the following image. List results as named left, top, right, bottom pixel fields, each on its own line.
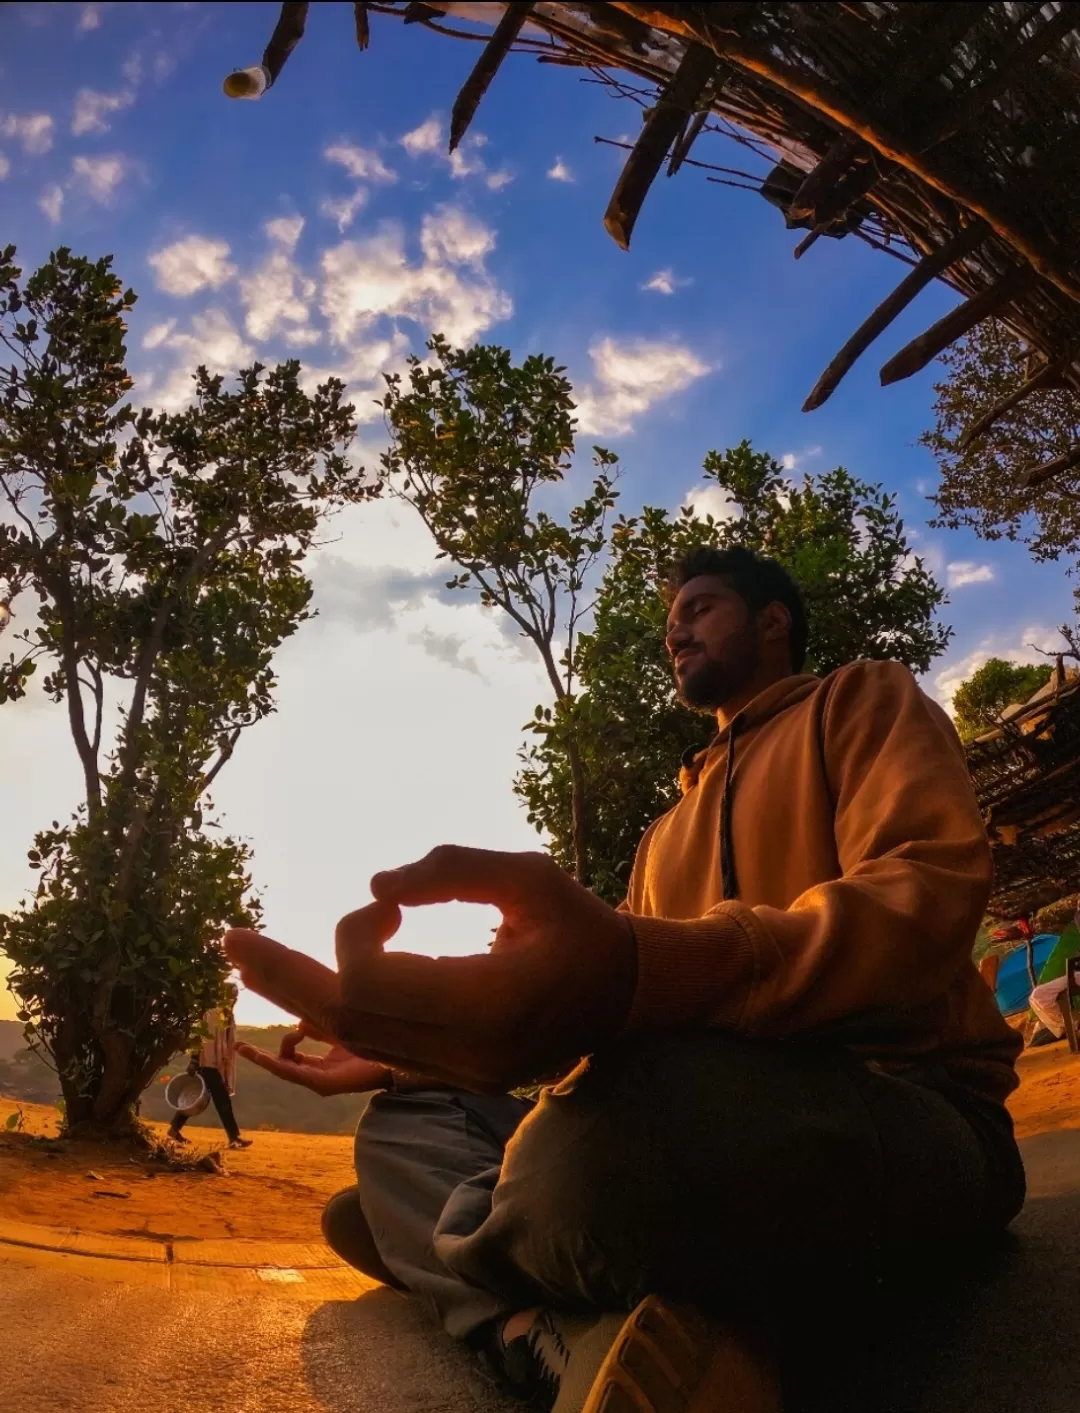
left=793, top=230, right=821, bottom=260
left=880, top=263, right=1035, bottom=387
left=450, top=3, right=534, bottom=153
left=354, top=1, right=370, bottom=51
left=958, top=362, right=1062, bottom=449
left=604, top=41, right=720, bottom=249
left=668, top=107, right=711, bottom=177
left=1020, top=443, right=1080, bottom=491
left=802, top=221, right=988, bottom=411
left=262, top=1, right=310, bottom=84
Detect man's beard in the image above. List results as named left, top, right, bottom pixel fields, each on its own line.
left=675, top=625, right=760, bottom=710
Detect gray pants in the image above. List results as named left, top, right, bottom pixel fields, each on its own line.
left=336, top=1032, right=1025, bottom=1343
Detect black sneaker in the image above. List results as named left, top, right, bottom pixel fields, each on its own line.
left=479, top=1297, right=781, bottom=1413
left=1029, top=1026, right=1062, bottom=1047
left=476, top=1310, right=593, bottom=1409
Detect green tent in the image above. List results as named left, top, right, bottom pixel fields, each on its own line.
left=1037, top=921, right=1080, bottom=985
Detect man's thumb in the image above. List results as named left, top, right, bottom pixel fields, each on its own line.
left=335, top=899, right=402, bottom=974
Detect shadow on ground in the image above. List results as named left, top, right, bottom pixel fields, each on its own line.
left=781, top=1127, right=1080, bottom=1412
left=301, top=1129, right=1080, bottom=1413
left=303, top=1288, right=516, bottom=1413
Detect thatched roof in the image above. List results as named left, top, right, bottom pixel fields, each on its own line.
left=967, top=659, right=1080, bottom=919
left=229, top=2, right=1080, bottom=489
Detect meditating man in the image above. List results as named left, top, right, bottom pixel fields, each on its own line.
left=230, top=545, right=1024, bottom=1413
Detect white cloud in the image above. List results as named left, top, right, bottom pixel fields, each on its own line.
left=780, top=445, right=823, bottom=473
left=148, top=235, right=237, bottom=297
left=149, top=308, right=255, bottom=413
left=0, top=153, right=9, bottom=181
left=72, top=87, right=133, bottom=136
left=401, top=112, right=512, bottom=189
left=400, top=116, right=442, bottom=156
left=78, top=3, right=102, bottom=29
left=932, top=625, right=1064, bottom=714
left=947, top=561, right=995, bottom=589
left=265, top=215, right=304, bottom=250
left=71, top=153, right=128, bottom=203
left=239, top=219, right=317, bottom=344
left=0, top=112, right=54, bottom=156
left=142, top=319, right=176, bottom=350
left=39, top=183, right=64, bottom=224
left=575, top=337, right=713, bottom=438
left=419, top=206, right=494, bottom=265
left=547, top=157, right=574, bottom=183
left=325, top=142, right=396, bottom=184
left=641, top=267, right=692, bottom=295
left=320, top=189, right=368, bottom=233
left=296, top=333, right=410, bottom=418
left=320, top=207, right=511, bottom=348
left=683, top=483, right=740, bottom=525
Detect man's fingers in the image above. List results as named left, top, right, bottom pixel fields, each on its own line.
left=370, top=846, right=552, bottom=912
left=235, top=1044, right=315, bottom=1092
left=224, top=929, right=340, bottom=1034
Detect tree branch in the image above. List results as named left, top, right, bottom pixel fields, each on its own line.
left=115, top=522, right=233, bottom=800
left=199, top=726, right=243, bottom=793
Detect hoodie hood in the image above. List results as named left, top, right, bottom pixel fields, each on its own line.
left=678, top=673, right=821, bottom=795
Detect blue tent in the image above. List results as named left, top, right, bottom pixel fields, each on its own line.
left=994, top=935, right=1058, bottom=1017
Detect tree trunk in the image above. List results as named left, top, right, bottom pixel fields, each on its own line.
left=566, top=733, right=589, bottom=884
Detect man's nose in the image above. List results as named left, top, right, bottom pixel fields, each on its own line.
left=666, top=627, right=690, bottom=656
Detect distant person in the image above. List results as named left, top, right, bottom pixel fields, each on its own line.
left=228, top=545, right=1025, bottom=1413
left=169, top=984, right=252, bottom=1150
left=1028, top=907, right=1080, bottom=1042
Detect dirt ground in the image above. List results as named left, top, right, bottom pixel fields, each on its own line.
left=2, top=1043, right=1078, bottom=1243
left=0, top=1099, right=357, bottom=1243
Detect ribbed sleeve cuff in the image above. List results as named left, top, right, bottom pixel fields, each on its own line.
left=623, top=910, right=758, bottom=1033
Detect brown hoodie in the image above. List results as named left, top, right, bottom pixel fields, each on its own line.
left=620, top=659, right=1022, bottom=1106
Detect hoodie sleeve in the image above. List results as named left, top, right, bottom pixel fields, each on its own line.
left=623, top=659, right=993, bottom=1037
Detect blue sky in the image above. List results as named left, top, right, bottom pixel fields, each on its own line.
left=1, top=1, right=1074, bottom=1023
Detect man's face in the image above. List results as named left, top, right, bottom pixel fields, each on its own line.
left=665, top=575, right=762, bottom=710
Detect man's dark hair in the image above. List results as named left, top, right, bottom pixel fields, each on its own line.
left=662, top=545, right=809, bottom=674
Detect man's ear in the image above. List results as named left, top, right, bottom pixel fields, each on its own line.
left=760, top=600, right=792, bottom=654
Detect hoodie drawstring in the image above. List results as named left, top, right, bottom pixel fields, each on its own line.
left=721, top=716, right=743, bottom=901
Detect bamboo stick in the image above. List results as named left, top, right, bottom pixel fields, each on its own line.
left=354, top=1, right=370, bottom=50
left=958, top=362, right=1062, bottom=449
left=1021, top=444, right=1080, bottom=490
left=794, top=230, right=821, bottom=260
left=880, top=263, right=1035, bottom=386
left=450, top=3, right=534, bottom=153
left=264, top=1, right=310, bottom=82
left=668, top=107, right=710, bottom=177
left=604, top=41, right=720, bottom=249
left=803, top=220, right=988, bottom=411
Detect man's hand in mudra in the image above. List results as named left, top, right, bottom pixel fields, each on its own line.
left=236, top=1020, right=391, bottom=1096
left=224, top=846, right=637, bottom=1094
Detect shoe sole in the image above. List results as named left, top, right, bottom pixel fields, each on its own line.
left=579, top=1295, right=782, bottom=1413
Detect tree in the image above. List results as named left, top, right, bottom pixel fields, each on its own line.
left=921, top=318, right=1080, bottom=660
left=377, top=335, right=619, bottom=881
left=516, top=442, right=951, bottom=903
left=951, top=657, right=1054, bottom=743
left=0, top=246, right=372, bottom=1135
